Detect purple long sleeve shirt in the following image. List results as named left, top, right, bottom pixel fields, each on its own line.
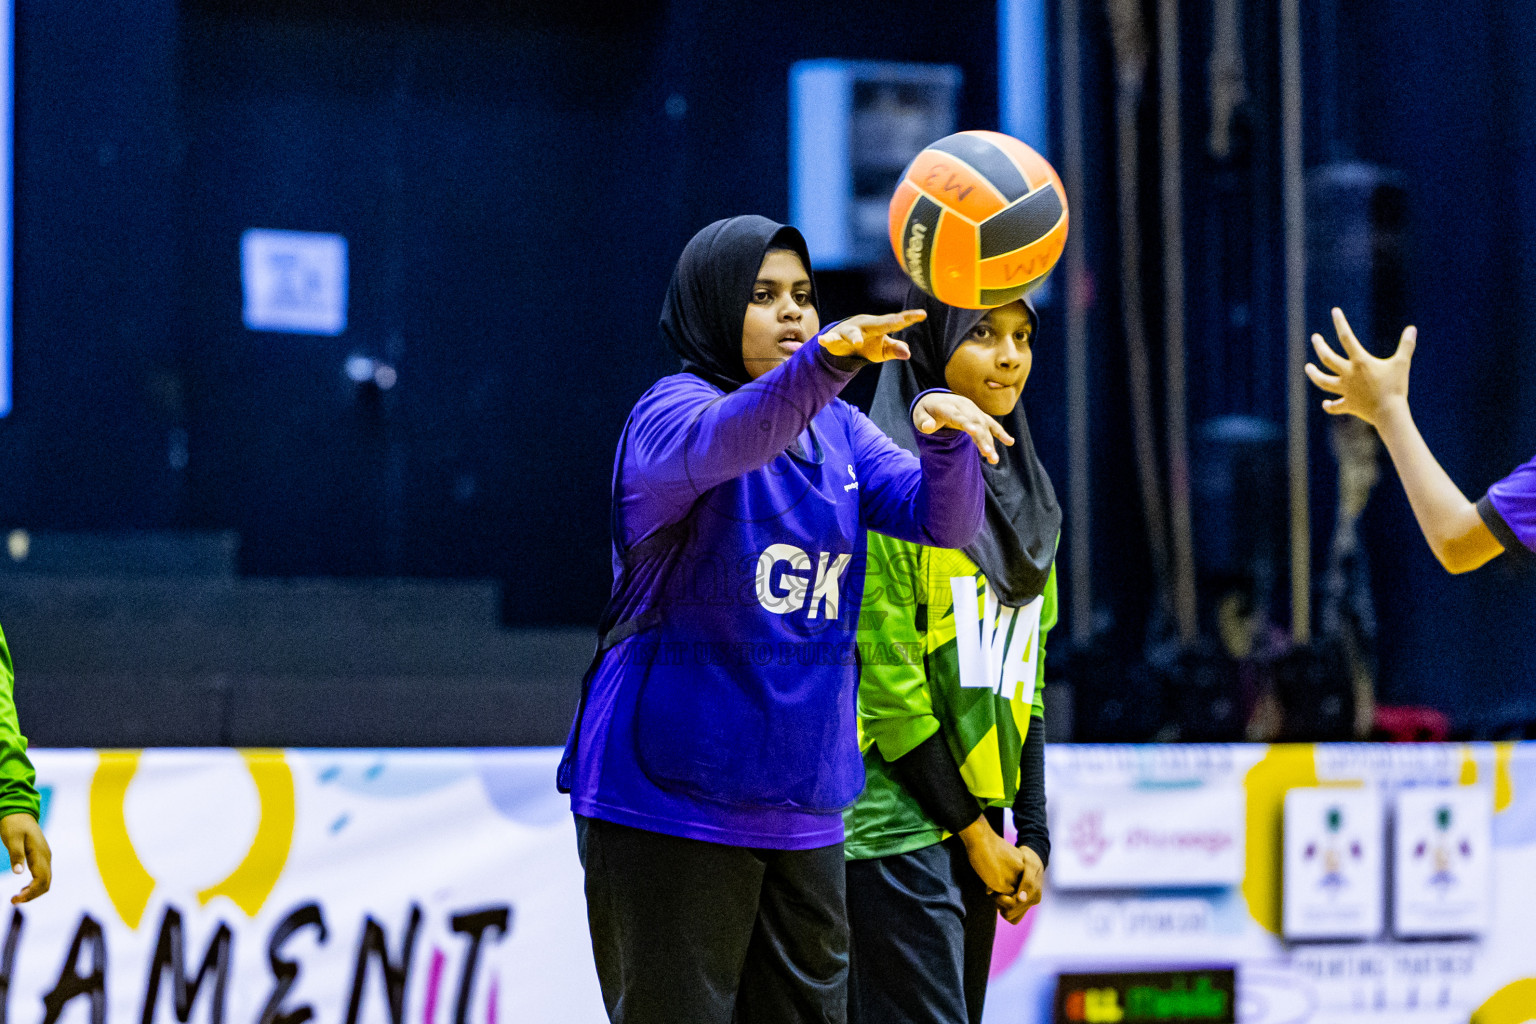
left=564, top=335, right=985, bottom=849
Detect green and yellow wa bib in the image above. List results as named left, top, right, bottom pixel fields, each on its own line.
left=844, top=529, right=1056, bottom=860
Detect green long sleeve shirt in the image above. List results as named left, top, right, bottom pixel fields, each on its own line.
left=844, top=530, right=1056, bottom=860
left=0, top=623, right=40, bottom=821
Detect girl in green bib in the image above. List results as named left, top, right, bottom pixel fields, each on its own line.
left=845, top=289, right=1058, bottom=1024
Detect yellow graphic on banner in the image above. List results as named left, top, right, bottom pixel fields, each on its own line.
left=1241, top=744, right=1319, bottom=935
left=89, top=749, right=295, bottom=929
left=1472, top=978, right=1536, bottom=1024
left=1460, top=742, right=1516, bottom=813
left=1494, top=742, right=1515, bottom=813
left=199, top=750, right=295, bottom=915
left=89, top=751, right=156, bottom=929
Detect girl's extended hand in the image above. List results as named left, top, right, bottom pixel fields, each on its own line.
left=912, top=391, right=1015, bottom=465
left=817, top=309, right=926, bottom=363
left=1305, top=307, right=1416, bottom=429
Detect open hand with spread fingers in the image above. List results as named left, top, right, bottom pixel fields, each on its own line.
left=912, top=390, right=1015, bottom=465
left=817, top=309, right=926, bottom=364
left=1305, top=306, right=1417, bottom=428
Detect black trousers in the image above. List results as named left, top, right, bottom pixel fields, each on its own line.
left=577, top=815, right=849, bottom=1024
left=845, top=829, right=998, bottom=1024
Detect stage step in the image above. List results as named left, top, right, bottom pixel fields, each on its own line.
left=0, top=530, right=239, bottom=578
left=0, top=534, right=594, bottom=746
left=0, top=575, right=501, bottom=629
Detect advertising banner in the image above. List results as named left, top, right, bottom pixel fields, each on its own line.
left=1053, top=969, right=1236, bottom=1024
left=1392, top=785, right=1493, bottom=938
left=983, top=742, right=1536, bottom=1024
left=9, top=744, right=1536, bottom=1024
left=1282, top=786, right=1385, bottom=940
left=12, top=748, right=605, bottom=1024
left=1050, top=785, right=1245, bottom=889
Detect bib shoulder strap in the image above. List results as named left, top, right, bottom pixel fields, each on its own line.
left=557, top=415, right=698, bottom=793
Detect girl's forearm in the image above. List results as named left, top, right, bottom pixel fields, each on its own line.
left=1373, top=400, right=1501, bottom=572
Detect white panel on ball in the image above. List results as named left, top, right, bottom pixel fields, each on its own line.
left=1282, top=786, right=1385, bottom=941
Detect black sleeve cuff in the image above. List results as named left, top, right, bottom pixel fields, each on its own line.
left=1477, top=494, right=1532, bottom=562
left=890, top=731, right=983, bottom=836
left=1011, top=719, right=1050, bottom=868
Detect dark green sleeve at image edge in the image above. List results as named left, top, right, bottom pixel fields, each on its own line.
left=0, top=623, right=41, bottom=821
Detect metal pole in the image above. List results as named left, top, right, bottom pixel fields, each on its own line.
left=1159, top=0, right=1198, bottom=646
left=1281, top=0, right=1309, bottom=643
left=999, top=0, right=1050, bottom=151
left=1105, top=0, right=1171, bottom=617
left=1058, top=0, right=1092, bottom=642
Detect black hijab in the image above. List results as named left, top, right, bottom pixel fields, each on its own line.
left=661, top=215, right=817, bottom=393
left=868, top=287, right=1062, bottom=606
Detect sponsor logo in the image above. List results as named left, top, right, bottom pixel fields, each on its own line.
left=1124, top=826, right=1235, bottom=857
left=1068, top=811, right=1110, bottom=867
left=1054, top=787, right=1245, bottom=888
left=1065, top=813, right=1233, bottom=868
left=1415, top=802, right=1472, bottom=893
left=1302, top=803, right=1363, bottom=896
left=1056, top=970, right=1235, bottom=1024
left=904, top=222, right=929, bottom=290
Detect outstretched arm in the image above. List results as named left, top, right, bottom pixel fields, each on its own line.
left=849, top=391, right=1008, bottom=550
left=1306, top=308, right=1504, bottom=574
left=622, top=311, right=925, bottom=542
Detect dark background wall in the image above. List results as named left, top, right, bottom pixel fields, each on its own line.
left=1, top=0, right=1533, bottom=735
left=6, top=0, right=182, bottom=530
left=1321, top=0, right=1536, bottom=731
left=7, top=0, right=1003, bottom=624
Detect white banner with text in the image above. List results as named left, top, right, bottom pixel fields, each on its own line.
left=8, top=744, right=1536, bottom=1024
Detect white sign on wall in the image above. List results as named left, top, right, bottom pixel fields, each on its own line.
left=1049, top=785, right=1245, bottom=889
left=1283, top=787, right=1385, bottom=940
left=1392, top=786, right=1492, bottom=938
left=241, top=228, right=348, bottom=335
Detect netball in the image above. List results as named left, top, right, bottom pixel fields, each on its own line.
left=888, top=129, right=1069, bottom=309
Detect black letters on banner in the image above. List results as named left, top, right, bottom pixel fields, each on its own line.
left=140, top=905, right=233, bottom=1024
left=448, top=908, right=511, bottom=1024
left=0, top=909, right=21, bottom=1024
left=258, top=904, right=329, bottom=1024
left=42, top=915, right=107, bottom=1024
left=344, top=905, right=422, bottom=1024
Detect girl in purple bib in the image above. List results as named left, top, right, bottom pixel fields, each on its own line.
left=561, top=215, right=1006, bottom=1024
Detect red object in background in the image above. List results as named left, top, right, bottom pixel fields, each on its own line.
left=1373, top=705, right=1451, bottom=742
